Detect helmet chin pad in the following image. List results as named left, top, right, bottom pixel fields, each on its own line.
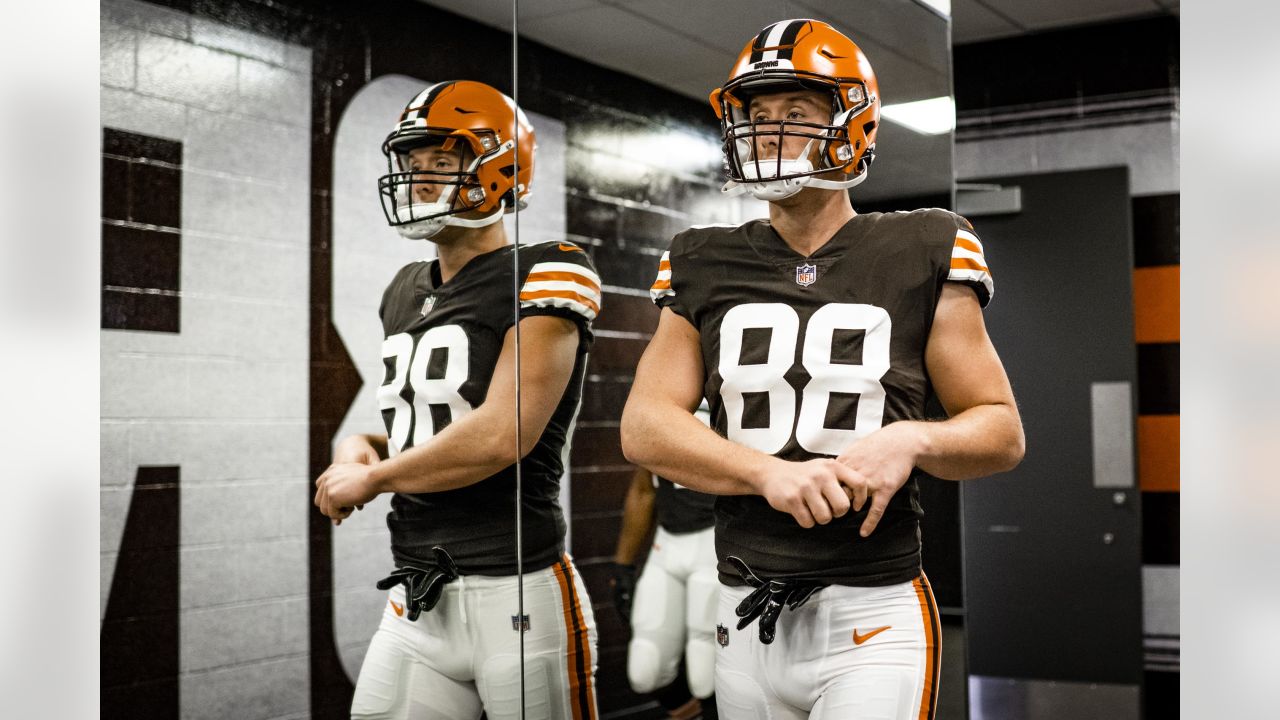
left=392, top=199, right=505, bottom=241
left=739, top=156, right=813, bottom=200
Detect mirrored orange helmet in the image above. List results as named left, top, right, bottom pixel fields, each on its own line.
left=378, top=80, right=535, bottom=239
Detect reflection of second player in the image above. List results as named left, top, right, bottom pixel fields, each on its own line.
left=612, top=404, right=719, bottom=712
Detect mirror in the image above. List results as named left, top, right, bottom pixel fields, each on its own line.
left=503, top=0, right=956, bottom=716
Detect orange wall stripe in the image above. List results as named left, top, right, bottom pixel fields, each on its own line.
left=1138, top=414, right=1180, bottom=492
left=1133, top=265, right=1179, bottom=343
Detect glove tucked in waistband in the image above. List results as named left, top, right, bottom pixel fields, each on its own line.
left=726, top=555, right=824, bottom=645
left=376, top=546, right=460, bottom=621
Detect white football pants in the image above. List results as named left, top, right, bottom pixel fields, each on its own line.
left=627, top=525, right=719, bottom=698
left=714, top=573, right=941, bottom=720
left=351, top=555, right=599, bottom=720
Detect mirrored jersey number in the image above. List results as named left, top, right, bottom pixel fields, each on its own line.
left=719, top=303, right=891, bottom=455
left=378, top=325, right=473, bottom=454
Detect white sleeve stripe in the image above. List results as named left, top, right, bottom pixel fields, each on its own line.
left=951, top=246, right=987, bottom=264
left=520, top=279, right=602, bottom=302
left=526, top=261, right=601, bottom=282
left=521, top=296, right=597, bottom=321
left=650, top=286, right=676, bottom=303
left=654, top=269, right=672, bottom=281
left=948, top=268, right=995, bottom=297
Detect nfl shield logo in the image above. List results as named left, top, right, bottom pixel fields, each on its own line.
left=795, top=263, right=818, bottom=287
left=716, top=623, right=730, bottom=647
left=420, top=294, right=437, bottom=316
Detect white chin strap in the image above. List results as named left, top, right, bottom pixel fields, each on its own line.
left=722, top=136, right=870, bottom=201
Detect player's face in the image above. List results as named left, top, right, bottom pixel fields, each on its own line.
left=747, top=90, right=830, bottom=162
left=405, top=144, right=468, bottom=204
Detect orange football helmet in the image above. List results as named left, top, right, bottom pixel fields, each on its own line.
left=710, top=19, right=879, bottom=200
left=378, top=80, right=535, bottom=239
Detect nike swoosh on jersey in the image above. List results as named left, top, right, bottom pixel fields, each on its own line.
left=390, top=601, right=404, bottom=617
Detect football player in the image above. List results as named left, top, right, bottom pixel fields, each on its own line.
left=314, top=80, right=601, bottom=720
left=620, top=20, right=1025, bottom=720
left=610, top=403, right=719, bottom=719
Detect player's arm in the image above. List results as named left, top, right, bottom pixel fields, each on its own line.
left=837, top=282, right=1025, bottom=535
left=912, top=282, right=1025, bottom=477
left=332, top=433, right=389, bottom=464
left=315, top=315, right=579, bottom=519
left=614, top=466, right=658, bottom=566
left=621, top=308, right=860, bottom=528
left=609, top=466, right=657, bottom=622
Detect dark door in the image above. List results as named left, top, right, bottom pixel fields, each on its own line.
left=962, top=167, right=1143, bottom=718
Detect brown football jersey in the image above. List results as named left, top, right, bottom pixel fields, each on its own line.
left=651, top=209, right=992, bottom=586
left=378, top=240, right=600, bottom=575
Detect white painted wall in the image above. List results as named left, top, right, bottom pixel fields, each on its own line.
left=100, top=1, right=312, bottom=717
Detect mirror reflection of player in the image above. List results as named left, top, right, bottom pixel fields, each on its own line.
left=610, top=404, right=719, bottom=720
left=621, top=20, right=1025, bottom=720
left=314, top=80, right=603, bottom=720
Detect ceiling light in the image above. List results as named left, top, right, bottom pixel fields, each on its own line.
left=881, top=96, right=955, bottom=135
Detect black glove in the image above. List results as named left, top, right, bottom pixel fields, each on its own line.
left=609, top=562, right=637, bottom=624
left=375, top=546, right=459, bottom=621
left=726, top=555, right=822, bottom=645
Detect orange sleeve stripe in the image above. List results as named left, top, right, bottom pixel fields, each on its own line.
left=1138, top=414, right=1179, bottom=492
left=954, top=237, right=983, bottom=255
left=519, top=289, right=601, bottom=314
left=1133, top=265, right=1179, bottom=343
left=659, top=259, right=671, bottom=271
left=650, top=279, right=672, bottom=290
left=525, top=271, right=601, bottom=293
left=950, top=257, right=990, bottom=273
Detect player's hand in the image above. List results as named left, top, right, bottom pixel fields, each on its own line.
left=333, top=435, right=381, bottom=466
left=756, top=457, right=861, bottom=528
left=314, top=462, right=380, bottom=526
left=835, top=422, right=922, bottom=537
left=608, top=563, right=637, bottom=625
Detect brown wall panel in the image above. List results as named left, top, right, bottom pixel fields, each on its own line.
left=596, top=292, right=661, bottom=334
left=588, top=337, right=650, bottom=374
left=570, top=468, right=634, bottom=516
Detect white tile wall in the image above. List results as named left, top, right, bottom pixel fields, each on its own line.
left=192, top=17, right=289, bottom=66
left=181, top=656, right=309, bottom=720
left=138, top=34, right=239, bottom=112
left=101, top=20, right=137, bottom=90
left=100, top=1, right=313, bottom=717
left=102, top=0, right=191, bottom=40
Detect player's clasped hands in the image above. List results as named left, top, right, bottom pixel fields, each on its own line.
left=758, top=457, right=863, bottom=529
left=314, top=436, right=383, bottom=525
left=760, top=424, right=920, bottom=536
